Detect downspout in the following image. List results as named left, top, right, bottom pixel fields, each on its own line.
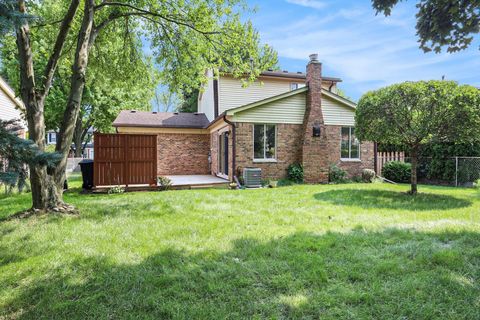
left=223, top=114, right=236, bottom=182
left=328, top=82, right=334, bottom=92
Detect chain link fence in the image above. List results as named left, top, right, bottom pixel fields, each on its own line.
left=378, top=156, right=480, bottom=187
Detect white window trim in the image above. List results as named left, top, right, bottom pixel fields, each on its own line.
left=290, top=82, right=299, bottom=91
left=340, top=127, right=361, bottom=161
left=253, top=124, right=277, bottom=161
left=48, top=132, right=57, bottom=144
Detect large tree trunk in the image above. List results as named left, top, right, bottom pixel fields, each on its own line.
left=15, top=2, right=49, bottom=209
left=15, top=0, right=80, bottom=211
left=53, top=0, right=95, bottom=201
left=410, top=148, right=418, bottom=195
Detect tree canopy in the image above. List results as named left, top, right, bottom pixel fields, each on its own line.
left=372, top=0, right=480, bottom=53
left=0, top=0, right=278, bottom=211
left=356, top=80, right=480, bottom=193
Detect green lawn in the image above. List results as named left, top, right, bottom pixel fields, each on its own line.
left=1, top=176, right=479, bottom=319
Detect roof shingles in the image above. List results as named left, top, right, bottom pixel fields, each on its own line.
left=113, top=111, right=210, bottom=129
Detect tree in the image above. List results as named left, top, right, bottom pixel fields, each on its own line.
left=0, top=0, right=277, bottom=211
left=0, top=119, right=60, bottom=194
left=356, top=81, right=480, bottom=194
left=152, top=87, right=182, bottom=112
left=372, top=0, right=480, bottom=53
left=1, top=18, right=159, bottom=157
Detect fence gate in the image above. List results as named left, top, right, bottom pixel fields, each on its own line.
left=94, top=133, right=157, bottom=187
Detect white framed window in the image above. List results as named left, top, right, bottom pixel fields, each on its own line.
left=253, top=124, right=276, bottom=161
left=341, top=127, right=360, bottom=160
left=47, top=132, right=57, bottom=144
left=290, top=83, right=299, bottom=91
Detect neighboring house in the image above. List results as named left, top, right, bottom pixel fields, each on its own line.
left=113, top=54, right=374, bottom=183
left=0, top=76, right=27, bottom=138
left=47, top=128, right=95, bottom=159
left=46, top=130, right=57, bottom=145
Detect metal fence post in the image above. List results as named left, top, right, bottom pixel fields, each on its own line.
left=455, top=157, right=458, bottom=187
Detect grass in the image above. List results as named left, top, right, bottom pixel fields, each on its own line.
left=1, top=176, right=480, bottom=319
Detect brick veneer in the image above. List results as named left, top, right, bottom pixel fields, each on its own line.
left=234, top=122, right=374, bottom=181
left=320, top=125, right=375, bottom=177
left=302, top=55, right=329, bottom=183
left=156, top=133, right=210, bottom=175
left=234, top=122, right=303, bottom=179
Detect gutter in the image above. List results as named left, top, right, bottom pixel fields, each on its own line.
left=222, top=114, right=236, bottom=182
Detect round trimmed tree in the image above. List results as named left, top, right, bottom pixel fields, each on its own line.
left=356, top=80, right=480, bottom=194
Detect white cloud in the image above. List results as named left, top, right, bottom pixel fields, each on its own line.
left=258, top=2, right=479, bottom=98
left=285, top=0, right=327, bottom=10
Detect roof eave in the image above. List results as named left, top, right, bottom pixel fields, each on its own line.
left=112, top=123, right=207, bottom=129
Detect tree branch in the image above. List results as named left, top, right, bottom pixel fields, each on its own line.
left=94, top=2, right=221, bottom=36
left=40, top=0, right=80, bottom=102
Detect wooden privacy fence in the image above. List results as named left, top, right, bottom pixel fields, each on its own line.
left=94, top=133, right=157, bottom=187
left=376, top=151, right=405, bottom=174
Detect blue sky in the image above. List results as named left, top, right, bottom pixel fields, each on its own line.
left=247, top=0, right=480, bottom=101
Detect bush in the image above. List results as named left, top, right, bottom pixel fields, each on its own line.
left=362, top=169, right=376, bottom=183
left=157, top=176, right=172, bottom=190
left=382, top=161, right=411, bottom=183
left=287, top=163, right=304, bottom=183
left=108, top=186, right=125, bottom=194
left=329, top=164, right=348, bottom=183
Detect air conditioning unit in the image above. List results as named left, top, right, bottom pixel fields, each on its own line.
left=243, top=167, right=262, bottom=188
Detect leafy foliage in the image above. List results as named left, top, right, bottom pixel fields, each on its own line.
left=362, top=169, right=376, bottom=183
left=356, top=80, right=480, bottom=193
left=372, top=0, right=480, bottom=53
left=382, top=161, right=412, bottom=183
left=0, top=120, right=60, bottom=193
left=157, top=176, right=172, bottom=191
left=329, top=164, right=348, bottom=184
left=287, top=163, right=304, bottom=183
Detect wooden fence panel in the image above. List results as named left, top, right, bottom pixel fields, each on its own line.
left=94, top=133, right=157, bottom=187
left=376, top=151, right=405, bottom=175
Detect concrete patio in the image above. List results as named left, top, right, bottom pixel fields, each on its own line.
left=165, top=175, right=230, bottom=188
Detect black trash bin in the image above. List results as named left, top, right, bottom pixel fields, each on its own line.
left=79, top=159, right=94, bottom=190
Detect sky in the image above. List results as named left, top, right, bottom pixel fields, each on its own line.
left=246, top=0, right=480, bottom=101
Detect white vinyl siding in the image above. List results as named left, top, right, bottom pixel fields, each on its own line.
left=232, top=92, right=306, bottom=124
left=322, top=95, right=355, bottom=126
left=197, top=69, right=215, bottom=121
left=219, top=76, right=294, bottom=113
left=0, top=86, right=22, bottom=122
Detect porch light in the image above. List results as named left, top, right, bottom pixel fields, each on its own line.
left=313, top=123, right=321, bottom=137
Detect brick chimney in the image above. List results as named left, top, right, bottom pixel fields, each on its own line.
left=302, top=54, right=329, bottom=183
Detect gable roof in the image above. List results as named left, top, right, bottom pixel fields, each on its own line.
left=225, top=87, right=356, bottom=116
left=0, top=76, right=24, bottom=110
left=113, top=110, right=210, bottom=129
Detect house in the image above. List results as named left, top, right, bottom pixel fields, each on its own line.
left=47, top=127, right=95, bottom=159
left=113, top=54, right=374, bottom=183
left=0, top=76, right=26, bottom=138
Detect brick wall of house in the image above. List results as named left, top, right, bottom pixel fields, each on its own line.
left=234, top=122, right=303, bottom=179
left=156, top=133, right=210, bottom=175
left=234, top=122, right=374, bottom=181
left=322, top=125, right=375, bottom=177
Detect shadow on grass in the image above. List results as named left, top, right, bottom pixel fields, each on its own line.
left=1, top=229, right=479, bottom=319
left=314, top=189, right=472, bottom=211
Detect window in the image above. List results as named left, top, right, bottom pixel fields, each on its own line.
left=254, top=124, right=276, bottom=160
left=290, top=83, right=299, bottom=91
left=47, top=132, right=57, bottom=144
left=341, top=127, right=360, bottom=159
